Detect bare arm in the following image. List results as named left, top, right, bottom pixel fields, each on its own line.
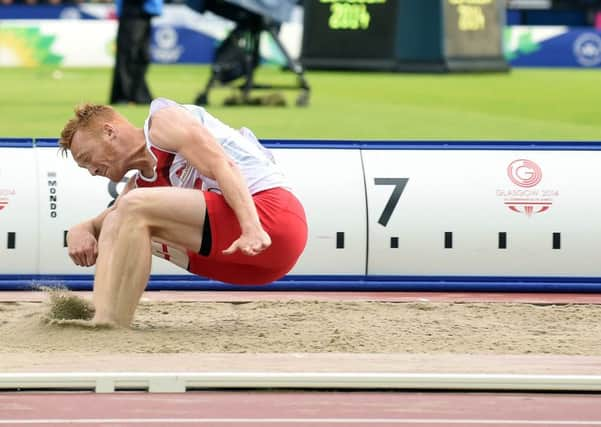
left=67, top=177, right=136, bottom=266
left=148, top=106, right=270, bottom=255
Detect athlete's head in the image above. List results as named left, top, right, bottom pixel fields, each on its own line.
left=60, top=104, right=129, bottom=182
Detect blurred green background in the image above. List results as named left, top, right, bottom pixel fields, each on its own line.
left=1, top=65, right=599, bottom=140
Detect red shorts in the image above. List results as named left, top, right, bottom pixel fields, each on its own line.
left=186, top=187, right=307, bottom=285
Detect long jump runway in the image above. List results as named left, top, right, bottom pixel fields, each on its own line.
left=1, top=390, right=601, bottom=426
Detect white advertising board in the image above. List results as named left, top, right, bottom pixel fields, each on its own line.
left=36, top=148, right=193, bottom=276
left=0, top=20, right=116, bottom=67
left=37, top=147, right=111, bottom=275
left=362, top=149, right=601, bottom=276
left=3, top=143, right=601, bottom=284
left=0, top=148, right=38, bottom=273
left=7, top=147, right=365, bottom=277
left=273, top=149, right=367, bottom=275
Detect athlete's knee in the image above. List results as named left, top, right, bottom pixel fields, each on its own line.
left=115, top=188, right=153, bottom=221
left=100, top=209, right=120, bottom=234
left=98, top=208, right=132, bottom=243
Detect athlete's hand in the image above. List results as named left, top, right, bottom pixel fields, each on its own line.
left=66, top=226, right=98, bottom=267
left=223, top=228, right=271, bottom=256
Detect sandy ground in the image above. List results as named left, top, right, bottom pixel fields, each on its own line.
left=1, top=297, right=601, bottom=357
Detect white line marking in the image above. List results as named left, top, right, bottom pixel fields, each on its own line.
left=1, top=419, right=600, bottom=425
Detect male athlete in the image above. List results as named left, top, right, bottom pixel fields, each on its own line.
left=60, top=98, right=307, bottom=327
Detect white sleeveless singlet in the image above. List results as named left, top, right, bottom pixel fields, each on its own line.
left=137, top=97, right=288, bottom=195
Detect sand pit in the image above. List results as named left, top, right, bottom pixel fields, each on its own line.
left=1, top=291, right=601, bottom=356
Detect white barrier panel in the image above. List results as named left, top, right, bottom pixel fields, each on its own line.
left=37, top=147, right=109, bottom=275
left=274, top=149, right=366, bottom=275
left=0, top=145, right=365, bottom=278
left=36, top=148, right=197, bottom=276
left=0, top=148, right=38, bottom=273
left=3, top=142, right=601, bottom=285
left=363, top=149, right=601, bottom=276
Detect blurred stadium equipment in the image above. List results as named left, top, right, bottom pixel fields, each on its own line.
left=301, top=0, right=509, bottom=72
left=186, top=0, right=310, bottom=106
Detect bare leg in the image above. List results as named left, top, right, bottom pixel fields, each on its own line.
left=92, top=208, right=152, bottom=327
left=92, top=187, right=207, bottom=327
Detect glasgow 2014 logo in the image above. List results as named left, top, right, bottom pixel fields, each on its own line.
left=507, top=159, right=542, bottom=188
left=496, top=159, right=558, bottom=217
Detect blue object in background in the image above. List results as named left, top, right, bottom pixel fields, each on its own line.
left=151, top=26, right=216, bottom=64
left=505, top=8, right=589, bottom=26
left=506, top=9, right=521, bottom=25
left=0, top=5, right=101, bottom=20
left=508, top=28, right=601, bottom=68
left=522, top=9, right=588, bottom=26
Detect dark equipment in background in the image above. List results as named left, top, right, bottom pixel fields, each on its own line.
left=301, top=0, right=508, bottom=72
left=508, top=0, right=601, bottom=26
left=186, top=0, right=310, bottom=106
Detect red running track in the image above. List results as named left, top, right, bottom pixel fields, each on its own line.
left=1, top=391, right=601, bottom=426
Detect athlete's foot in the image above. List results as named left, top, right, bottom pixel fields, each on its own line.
left=92, top=310, right=124, bottom=328
left=43, top=317, right=116, bottom=329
